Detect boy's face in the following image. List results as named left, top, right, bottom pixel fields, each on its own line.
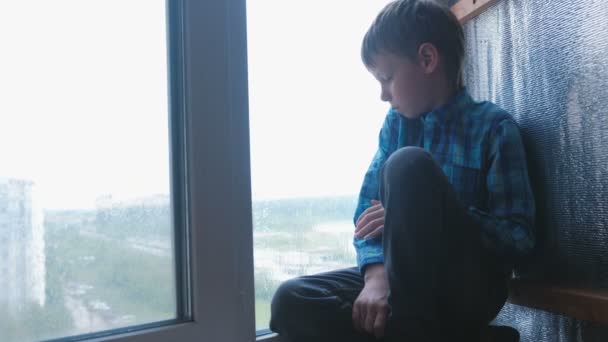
left=366, top=52, right=433, bottom=119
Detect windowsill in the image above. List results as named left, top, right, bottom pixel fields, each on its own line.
left=508, top=278, right=608, bottom=324
left=256, top=332, right=282, bottom=342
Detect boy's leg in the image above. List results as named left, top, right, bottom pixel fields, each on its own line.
left=379, top=147, right=508, bottom=341
left=270, top=267, right=375, bottom=342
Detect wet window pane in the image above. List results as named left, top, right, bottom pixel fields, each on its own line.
left=246, top=0, right=393, bottom=331
left=0, top=1, right=175, bottom=341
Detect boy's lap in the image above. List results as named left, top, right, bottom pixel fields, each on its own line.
left=290, top=267, right=364, bottom=297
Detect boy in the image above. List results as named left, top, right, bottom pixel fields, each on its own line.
left=270, top=1, right=535, bottom=341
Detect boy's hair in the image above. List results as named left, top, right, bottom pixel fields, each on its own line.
left=362, top=0, right=465, bottom=88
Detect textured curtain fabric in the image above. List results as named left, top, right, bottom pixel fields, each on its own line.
left=461, top=0, right=608, bottom=341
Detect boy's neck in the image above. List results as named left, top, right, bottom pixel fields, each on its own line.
left=427, top=81, right=461, bottom=112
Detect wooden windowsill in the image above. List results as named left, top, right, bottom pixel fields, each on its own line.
left=508, top=279, right=608, bottom=324
left=451, top=0, right=501, bottom=23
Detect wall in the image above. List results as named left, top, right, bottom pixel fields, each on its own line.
left=461, top=0, right=608, bottom=340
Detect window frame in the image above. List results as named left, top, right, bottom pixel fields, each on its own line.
left=40, top=0, right=402, bottom=339
left=44, top=0, right=257, bottom=341
left=136, top=0, right=257, bottom=340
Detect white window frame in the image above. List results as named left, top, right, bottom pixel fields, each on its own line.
left=50, top=0, right=263, bottom=341
left=36, top=0, right=292, bottom=340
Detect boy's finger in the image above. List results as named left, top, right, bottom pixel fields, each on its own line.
left=364, top=305, right=377, bottom=334
left=363, top=225, right=384, bottom=240
left=364, top=206, right=384, bottom=223
left=356, top=221, right=374, bottom=238
left=356, top=202, right=381, bottom=227
left=355, top=213, right=366, bottom=232
left=352, top=303, right=361, bottom=332
left=355, top=212, right=366, bottom=228
left=356, top=218, right=383, bottom=238
left=356, top=209, right=375, bottom=231
left=366, top=209, right=384, bottom=231
left=355, top=302, right=366, bottom=333
left=356, top=207, right=371, bottom=227
left=373, top=310, right=387, bottom=338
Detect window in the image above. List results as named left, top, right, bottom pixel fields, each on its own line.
left=0, top=1, right=178, bottom=340
left=1, top=0, right=392, bottom=340
left=246, top=0, right=393, bottom=333
left=0, top=0, right=255, bottom=341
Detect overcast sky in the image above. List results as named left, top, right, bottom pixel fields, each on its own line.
left=0, top=0, right=391, bottom=210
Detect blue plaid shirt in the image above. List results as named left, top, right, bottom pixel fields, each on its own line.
left=353, top=89, right=535, bottom=272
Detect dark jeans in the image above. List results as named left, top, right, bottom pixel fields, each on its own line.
left=270, top=147, right=508, bottom=342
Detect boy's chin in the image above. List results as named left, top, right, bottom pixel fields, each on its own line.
left=398, top=111, right=421, bottom=119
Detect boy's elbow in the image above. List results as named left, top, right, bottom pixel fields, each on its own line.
left=512, top=224, right=536, bottom=259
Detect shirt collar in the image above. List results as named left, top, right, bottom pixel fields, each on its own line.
left=421, top=88, right=473, bottom=126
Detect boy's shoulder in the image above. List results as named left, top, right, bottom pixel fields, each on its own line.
left=465, top=98, right=518, bottom=130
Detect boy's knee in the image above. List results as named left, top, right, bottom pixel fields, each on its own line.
left=270, top=278, right=302, bottom=330
left=271, top=279, right=296, bottom=314
left=383, top=146, right=435, bottom=184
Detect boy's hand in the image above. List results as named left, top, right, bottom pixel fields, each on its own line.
left=353, top=264, right=389, bottom=339
left=355, top=200, right=385, bottom=239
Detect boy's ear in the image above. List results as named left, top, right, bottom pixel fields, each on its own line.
left=417, top=42, right=440, bottom=74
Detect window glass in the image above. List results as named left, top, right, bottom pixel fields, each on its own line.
left=0, top=1, right=175, bottom=341
left=246, top=0, right=393, bottom=331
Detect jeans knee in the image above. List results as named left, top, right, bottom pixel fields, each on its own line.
left=383, top=147, right=435, bottom=185
left=270, top=278, right=301, bottom=331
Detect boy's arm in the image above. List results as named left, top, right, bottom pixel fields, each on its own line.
left=469, top=118, right=536, bottom=259
left=353, top=111, right=397, bottom=273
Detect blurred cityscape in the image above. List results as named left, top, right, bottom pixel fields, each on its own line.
left=0, top=177, right=357, bottom=340
left=0, top=178, right=46, bottom=312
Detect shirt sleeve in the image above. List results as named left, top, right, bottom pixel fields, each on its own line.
left=468, top=119, right=536, bottom=259
left=353, top=111, right=396, bottom=273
